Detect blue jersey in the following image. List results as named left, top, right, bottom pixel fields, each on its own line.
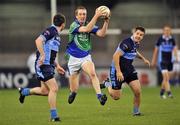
left=111, top=37, right=139, bottom=68
left=36, top=25, right=61, bottom=66
left=66, top=19, right=99, bottom=58
left=109, top=37, right=139, bottom=89
left=156, top=35, right=176, bottom=63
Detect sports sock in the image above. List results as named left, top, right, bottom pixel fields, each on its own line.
left=50, top=109, right=58, bottom=119
left=22, top=88, right=30, bottom=96
left=133, top=106, right=140, bottom=114
left=96, top=93, right=102, bottom=99
left=104, top=81, right=112, bottom=87
left=167, top=91, right=172, bottom=96
left=160, top=89, right=165, bottom=96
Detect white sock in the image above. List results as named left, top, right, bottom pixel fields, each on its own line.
left=105, top=81, right=112, bottom=87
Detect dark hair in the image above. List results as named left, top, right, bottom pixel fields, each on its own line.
left=135, top=26, right=145, bottom=33
left=53, top=13, right=66, bottom=27
left=75, top=6, right=86, bottom=16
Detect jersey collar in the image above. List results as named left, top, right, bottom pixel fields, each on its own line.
left=75, top=18, right=85, bottom=26
left=131, top=36, right=140, bottom=48
left=162, top=35, right=172, bottom=41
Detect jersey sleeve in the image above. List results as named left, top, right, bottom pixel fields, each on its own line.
left=117, top=41, right=130, bottom=55
left=90, top=25, right=99, bottom=34
left=172, top=37, right=176, bottom=46
left=155, top=37, right=161, bottom=47
left=69, top=22, right=80, bottom=34
left=40, top=27, right=56, bottom=42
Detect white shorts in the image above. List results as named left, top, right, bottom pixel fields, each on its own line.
left=67, top=54, right=92, bottom=75
left=173, top=62, right=180, bottom=72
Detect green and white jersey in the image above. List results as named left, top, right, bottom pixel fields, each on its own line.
left=66, top=19, right=99, bottom=58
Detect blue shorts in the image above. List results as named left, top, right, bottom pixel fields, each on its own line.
left=35, top=64, right=55, bottom=82
left=110, top=66, right=138, bottom=90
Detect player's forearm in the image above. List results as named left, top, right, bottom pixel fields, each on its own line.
left=151, top=48, right=158, bottom=64
left=113, top=53, right=121, bottom=73
left=136, top=51, right=143, bottom=59
left=35, top=38, right=45, bottom=56
left=54, top=61, right=59, bottom=67
left=137, top=51, right=146, bottom=61
left=85, top=14, right=99, bottom=32
left=97, top=20, right=109, bottom=37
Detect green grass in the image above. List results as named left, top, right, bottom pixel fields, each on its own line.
left=0, top=87, right=180, bottom=125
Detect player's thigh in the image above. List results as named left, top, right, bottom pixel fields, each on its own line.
left=45, top=78, right=59, bottom=92
left=40, top=81, right=49, bottom=93
left=129, top=80, right=141, bottom=95
left=168, top=71, right=174, bottom=79
left=161, top=71, right=169, bottom=81
left=82, top=61, right=96, bottom=76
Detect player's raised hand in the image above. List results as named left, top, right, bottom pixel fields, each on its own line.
left=96, top=6, right=111, bottom=20
left=104, top=14, right=110, bottom=22
left=95, top=8, right=104, bottom=17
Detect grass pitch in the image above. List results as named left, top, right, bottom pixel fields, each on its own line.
left=0, top=87, right=180, bottom=125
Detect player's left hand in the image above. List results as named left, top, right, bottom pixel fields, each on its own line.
left=56, top=65, right=65, bottom=74
left=144, top=59, right=151, bottom=67
left=104, top=13, right=111, bottom=22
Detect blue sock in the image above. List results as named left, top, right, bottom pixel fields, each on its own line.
left=50, top=109, right=58, bottom=119
left=133, top=106, right=139, bottom=114
left=96, top=93, right=102, bottom=99
left=22, top=88, right=30, bottom=96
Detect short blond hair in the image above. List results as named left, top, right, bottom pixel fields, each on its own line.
left=75, top=6, right=86, bottom=16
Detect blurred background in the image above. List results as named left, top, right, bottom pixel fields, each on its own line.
left=0, top=0, right=180, bottom=89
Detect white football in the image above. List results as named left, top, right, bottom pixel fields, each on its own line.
left=97, top=5, right=110, bottom=18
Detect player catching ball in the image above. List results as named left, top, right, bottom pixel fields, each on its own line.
left=66, top=6, right=110, bottom=105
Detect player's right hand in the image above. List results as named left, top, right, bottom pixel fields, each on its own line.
left=95, top=8, right=105, bottom=17
left=116, top=71, right=124, bottom=81
left=56, top=65, right=65, bottom=75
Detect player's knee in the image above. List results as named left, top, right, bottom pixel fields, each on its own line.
left=89, top=72, right=97, bottom=79
left=134, top=90, right=141, bottom=97
left=163, top=78, right=169, bottom=83
left=113, top=96, right=120, bottom=100
left=41, top=89, right=49, bottom=96
left=50, top=87, right=59, bottom=93
left=163, top=74, right=169, bottom=82
left=110, top=93, right=120, bottom=100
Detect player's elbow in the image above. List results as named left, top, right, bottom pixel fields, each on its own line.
left=111, top=94, right=120, bottom=100
left=99, top=33, right=106, bottom=37
left=97, top=31, right=106, bottom=37
left=35, top=38, right=41, bottom=46
left=113, top=53, right=118, bottom=60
